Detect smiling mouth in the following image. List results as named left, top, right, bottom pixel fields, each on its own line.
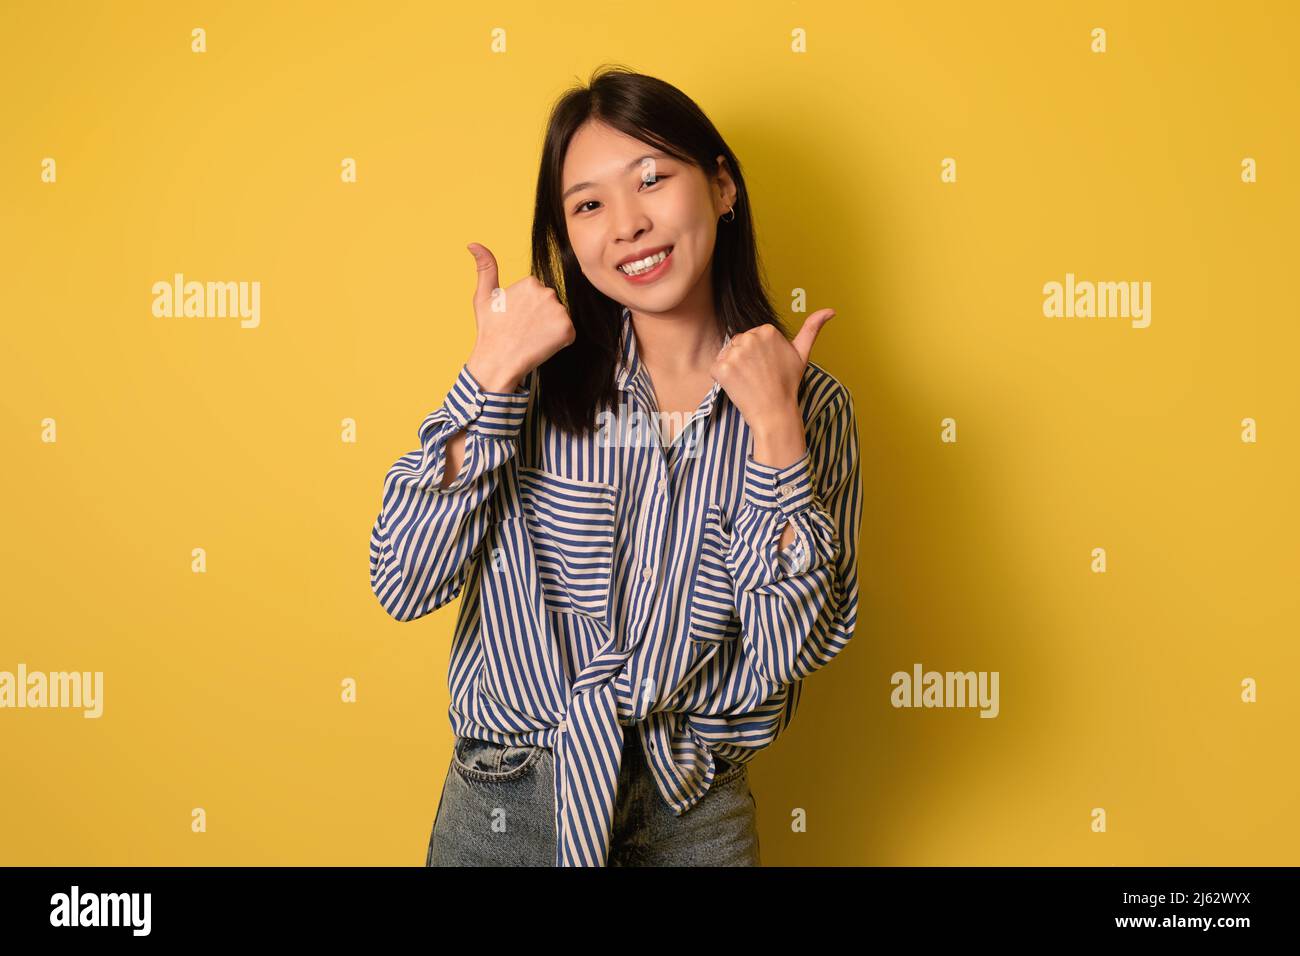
left=616, top=246, right=673, bottom=276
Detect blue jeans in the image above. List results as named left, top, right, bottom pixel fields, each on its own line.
left=426, top=728, right=760, bottom=866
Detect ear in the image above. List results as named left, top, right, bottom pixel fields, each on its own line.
left=714, top=155, right=737, bottom=209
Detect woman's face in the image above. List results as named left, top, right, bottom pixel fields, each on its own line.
left=560, top=120, right=736, bottom=315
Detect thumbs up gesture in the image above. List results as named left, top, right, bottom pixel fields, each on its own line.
left=709, top=309, right=835, bottom=461
left=464, top=242, right=577, bottom=392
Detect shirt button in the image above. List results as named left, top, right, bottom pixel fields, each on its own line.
left=557, top=719, right=567, bottom=733
left=777, top=483, right=795, bottom=499
left=641, top=565, right=654, bottom=582
left=659, top=478, right=669, bottom=496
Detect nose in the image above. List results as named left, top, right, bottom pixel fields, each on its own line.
left=611, top=196, right=653, bottom=246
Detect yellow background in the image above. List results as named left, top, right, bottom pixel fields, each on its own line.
left=2, top=0, right=1296, bottom=865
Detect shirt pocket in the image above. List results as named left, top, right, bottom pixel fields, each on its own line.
left=686, top=502, right=741, bottom=643
left=518, top=465, right=618, bottom=620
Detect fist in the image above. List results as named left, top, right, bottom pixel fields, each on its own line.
left=464, top=242, right=576, bottom=392
left=709, top=309, right=835, bottom=431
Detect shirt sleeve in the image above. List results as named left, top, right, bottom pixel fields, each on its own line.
left=368, top=364, right=531, bottom=622
left=723, top=388, right=863, bottom=685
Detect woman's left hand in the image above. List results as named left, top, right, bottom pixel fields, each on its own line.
left=710, top=309, right=835, bottom=464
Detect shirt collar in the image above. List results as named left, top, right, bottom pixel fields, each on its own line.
left=614, top=306, right=641, bottom=393
left=615, top=306, right=731, bottom=422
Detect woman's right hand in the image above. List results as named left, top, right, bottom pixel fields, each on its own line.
left=464, top=242, right=576, bottom=392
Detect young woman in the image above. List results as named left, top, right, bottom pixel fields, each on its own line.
left=369, top=66, right=863, bottom=867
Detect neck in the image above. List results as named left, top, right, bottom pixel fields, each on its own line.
left=628, top=296, right=723, bottom=376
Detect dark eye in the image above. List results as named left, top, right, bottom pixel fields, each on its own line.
left=572, top=174, right=670, bottom=215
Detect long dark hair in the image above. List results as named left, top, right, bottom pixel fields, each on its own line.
left=530, top=64, right=787, bottom=436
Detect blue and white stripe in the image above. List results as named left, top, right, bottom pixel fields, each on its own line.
left=370, top=306, right=863, bottom=866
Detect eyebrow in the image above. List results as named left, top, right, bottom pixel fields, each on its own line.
left=561, top=152, right=673, bottom=202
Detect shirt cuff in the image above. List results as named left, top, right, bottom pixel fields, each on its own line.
left=443, top=364, right=531, bottom=438
left=742, top=450, right=814, bottom=518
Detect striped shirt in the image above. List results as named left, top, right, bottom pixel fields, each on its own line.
left=369, top=305, right=863, bottom=866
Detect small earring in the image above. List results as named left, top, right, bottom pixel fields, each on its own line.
left=721, top=204, right=735, bottom=223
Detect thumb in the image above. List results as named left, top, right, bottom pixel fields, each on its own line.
left=791, top=308, right=835, bottom=365
left=466, top=242, right=500, bottom=310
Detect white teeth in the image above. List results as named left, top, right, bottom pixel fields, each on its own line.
left=618, top=248, right=670, bottom=275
